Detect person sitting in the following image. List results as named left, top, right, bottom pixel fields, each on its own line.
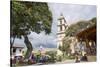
left=39, top=56, right=43, bottom=63
left=75, top=55, right=80, bottom=63
left=28, top=53, right=36, bottom=64
left=42, top=55, right=47, bottom=63
left=80, top=54, right=88, bottom=62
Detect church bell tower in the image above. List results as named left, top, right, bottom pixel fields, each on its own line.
left=57, top=14, right=68, bottom=48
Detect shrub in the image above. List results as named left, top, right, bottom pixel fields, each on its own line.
left=46, top=51, right=57, bottom=63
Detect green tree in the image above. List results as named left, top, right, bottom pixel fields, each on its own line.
left=10, top=1, right=52, bottom=59
left=65, top=17, right=96, bottom=36
left=59, top=38, right=71, bottom=57
left=90, top=17, right=96, bottom=25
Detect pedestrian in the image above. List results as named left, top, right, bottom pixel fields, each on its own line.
left=80, top=54, right=88, bottom=62
left=75, top=55, right=80, bottom=63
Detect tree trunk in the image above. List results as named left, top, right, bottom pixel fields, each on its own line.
left=10, top=37, right=15, bottom=55
left=10, top=37, right=15, bottom=47
left=24, top=35, right=33, bottom=60
left=10, top=37, right=15, bottom=66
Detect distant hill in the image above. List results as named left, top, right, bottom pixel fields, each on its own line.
left=33, top=43, right=57, bottom=49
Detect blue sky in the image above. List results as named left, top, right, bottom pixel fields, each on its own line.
left=13, top=3, right=96, bottom=48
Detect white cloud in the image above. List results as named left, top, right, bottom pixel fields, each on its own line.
left=28, top=32, right=57, bottom=49
left=14, top=32, right=57, bottom=48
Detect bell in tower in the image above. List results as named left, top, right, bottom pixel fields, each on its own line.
left=57, top=13, right=68, bottom=48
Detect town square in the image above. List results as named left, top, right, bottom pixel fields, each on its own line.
left=10, top=0, right=96, bottom=66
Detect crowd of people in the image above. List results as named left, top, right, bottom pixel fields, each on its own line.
left=10, top=48, right=88, bottom=66
left=11, top=50, right=55, bottom=66
left=28, top=52, right=50, bottom=64
left=75, top=53, right=88, bottom=63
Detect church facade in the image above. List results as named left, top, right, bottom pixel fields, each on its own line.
left=57, top=14, right=68, bottom=48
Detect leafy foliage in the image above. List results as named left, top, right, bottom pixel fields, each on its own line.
left=10, top=1, right=52, bottom=60
left=65, top=17, right=96, bottom=36
left=46, top=51, right=57, bottom=63
left=11, top=1, right=52, bottom=38
left=59, top=38, right=71, bottom=54
left=90, top=17, right=96, bottom=25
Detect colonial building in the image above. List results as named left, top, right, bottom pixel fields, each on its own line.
left=57, top=14, right=68, bottom=48
left=76, top=25, right=96, bottom=55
